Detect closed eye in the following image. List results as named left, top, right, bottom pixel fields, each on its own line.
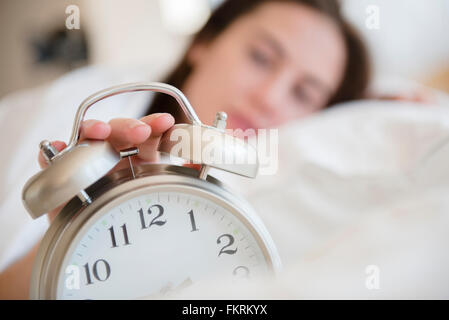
left=248, top=47, right=274, bottom=68
left=292, top=85, right=311, bottom=104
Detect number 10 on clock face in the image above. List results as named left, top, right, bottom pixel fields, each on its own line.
left=57, top=187, right=272, bottom=299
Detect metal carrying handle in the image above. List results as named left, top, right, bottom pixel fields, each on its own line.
left=52, top=82, right=202, bottom=160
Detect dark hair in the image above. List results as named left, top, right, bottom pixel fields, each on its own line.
left=146, top=0, right=370, bottom=121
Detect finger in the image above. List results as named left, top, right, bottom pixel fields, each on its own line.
left=107, top=118, right=151, bottom=151
left=79, top=120, right=111, bottom=141
left=141, top=113, right=175, bottom=135
left=136, top=113, right=175, bottom=162
left=38, top=140, right=67, bottom=169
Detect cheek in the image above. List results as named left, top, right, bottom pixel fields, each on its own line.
left=187, top=44, right=262, bottom=109
left=206, top=46, right=261, bottom=95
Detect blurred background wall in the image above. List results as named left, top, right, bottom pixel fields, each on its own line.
left=0, top=0, right=448, bottom=98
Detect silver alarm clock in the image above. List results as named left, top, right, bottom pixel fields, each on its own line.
left=22, top=82, right=281, bottom=300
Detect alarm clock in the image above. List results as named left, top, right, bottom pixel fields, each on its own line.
left=22, top=82, right=281, bottom=299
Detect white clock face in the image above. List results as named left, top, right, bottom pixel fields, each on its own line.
left=56, top=189, right=271, bottom=299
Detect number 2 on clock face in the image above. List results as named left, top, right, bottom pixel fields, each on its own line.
left=58, top=190, right=269, bottom=299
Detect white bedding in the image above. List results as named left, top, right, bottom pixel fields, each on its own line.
left=1, top=65, right=448, bottom=298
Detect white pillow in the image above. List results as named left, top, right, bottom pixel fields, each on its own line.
left=282, top=100, right=449, bottom=176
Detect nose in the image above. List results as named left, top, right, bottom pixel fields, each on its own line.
left=249, top=71, right=289, bottom=116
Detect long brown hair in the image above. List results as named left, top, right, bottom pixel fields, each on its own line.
left=146, top=0, right=370, bottom=121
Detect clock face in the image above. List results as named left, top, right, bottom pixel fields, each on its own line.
left=56, top=188, right=271, bottom=299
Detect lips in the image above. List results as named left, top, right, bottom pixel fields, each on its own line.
left=227, top=112, right=257, bottom=132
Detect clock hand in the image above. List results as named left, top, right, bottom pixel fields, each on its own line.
left=137, top=277, right=194, bottom=300
left=176, top=277, right=193, bottom=291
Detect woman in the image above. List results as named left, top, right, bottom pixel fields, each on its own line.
left=0, top=0, right=369, bottom=299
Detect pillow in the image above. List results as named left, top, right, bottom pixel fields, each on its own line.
left=281, top=100, right=449, bottom=176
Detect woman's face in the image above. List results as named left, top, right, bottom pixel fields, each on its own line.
left=182, top=1, right=347, bottom=130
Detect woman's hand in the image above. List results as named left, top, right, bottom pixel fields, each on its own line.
left=38, top=113, right=175, bottom=223
left=0, top=113, right=174, bottom=300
